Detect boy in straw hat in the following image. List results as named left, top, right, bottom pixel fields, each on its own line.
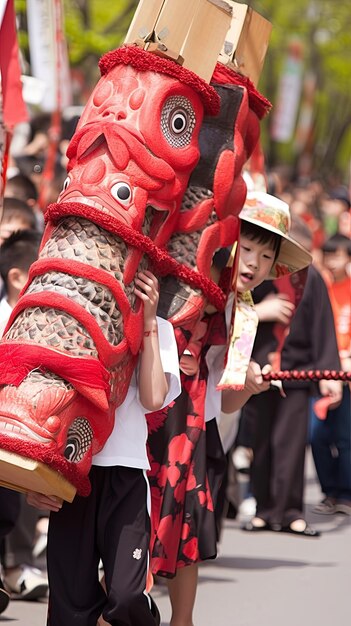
left=219, top=190, right=312, bottom=411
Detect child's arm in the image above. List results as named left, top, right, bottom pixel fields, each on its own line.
left=221, top=361, right=271, bottom=413
left=134, top=270, right=169, bottom=411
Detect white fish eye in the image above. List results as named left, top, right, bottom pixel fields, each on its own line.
left=63, top=176, right=71, bottom=191
left=171, top=110, right=187, bottom=134
left=111, top=182, right=132, bottom=204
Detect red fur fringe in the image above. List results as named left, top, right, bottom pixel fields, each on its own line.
left=212, top=64, right=271, bottom=119
left=99, top=45, right=220, bottom=116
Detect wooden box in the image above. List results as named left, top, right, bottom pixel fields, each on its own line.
left=125, top=0, right=233, bottom=83
left=0, top=449, right=76, bottom=502
left=218, top=2, right=272, bottom=86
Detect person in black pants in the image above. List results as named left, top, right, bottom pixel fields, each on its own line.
left=241, top=264, right=342, bottom=536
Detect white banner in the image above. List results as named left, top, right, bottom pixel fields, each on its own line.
left=0, top=0, right=8, bottom=27
left=26, top=0, right=72, bottom=111
left=271, top=49, right=304, bottom=144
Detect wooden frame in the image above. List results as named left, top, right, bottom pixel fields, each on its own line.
left=0, top=449, right=76, bottom=502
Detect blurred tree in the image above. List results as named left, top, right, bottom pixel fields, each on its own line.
left=15, top=0, right=138, bottom=87
left=251, top=0, right=351, bottom=180
left=15, top=0, right=350, bottom=179
left=63, top=0, right=138, bottom=79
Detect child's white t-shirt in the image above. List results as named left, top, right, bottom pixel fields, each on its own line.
left=92, top=316, right=180, bottom=470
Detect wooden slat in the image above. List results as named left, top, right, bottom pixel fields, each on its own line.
left=154, top=0, right=201, bottom=56
left=0, top=449, right=76, bottom=502
left=235, top=9, right=272, bottom=86
left=181, top=0, right=232, bottom=82
left=219, top=2, right=272, bottom=86
left=124, top=0, right=165, bottom=44
left=220, top=1, right=248, bottom=59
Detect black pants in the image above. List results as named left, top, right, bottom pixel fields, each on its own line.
left=5, top=495, right=40, bottom=567
left=0, top=487, right=21, bottom=569
left=0, top=488, right=20, bottom=539
left=242, top=387, right=310, bottom=527
left=47, top=466, right=157, bottom=626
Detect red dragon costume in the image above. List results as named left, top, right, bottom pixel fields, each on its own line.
left=0, top=3, right=271, bottom=521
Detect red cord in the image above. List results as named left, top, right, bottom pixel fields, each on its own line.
left=263, top=370, right=351, bottom=382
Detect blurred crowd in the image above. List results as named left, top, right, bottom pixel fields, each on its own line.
left=0, top=110, right=350, bottom=613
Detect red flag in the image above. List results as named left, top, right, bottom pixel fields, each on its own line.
left=0, top=0, right=28, bottom=128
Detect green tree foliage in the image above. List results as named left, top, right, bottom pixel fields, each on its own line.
left=251, top=0, right=351, bottom=178
left=63, top=0, right=138, bottom=65
left=15, top=0, right=350, bottom=178
left=15, top=1, right=138, bottom=85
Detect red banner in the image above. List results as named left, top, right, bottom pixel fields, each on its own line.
left=0, top=0, right=28, bottom=128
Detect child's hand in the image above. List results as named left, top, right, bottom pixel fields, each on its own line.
left=318, top=379, right=343, bottom=410
left=26, top=490, right=63, bottom=512
left=245, top=361, right=272, bottom=395
left=255, top=294, right=295, bottom=325
left=180, top=353, right=199, bottom=376
left=134, top=270, right=159, bottom=327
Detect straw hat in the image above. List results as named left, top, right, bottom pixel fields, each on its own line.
left=239, top=191, right=312, bottom=279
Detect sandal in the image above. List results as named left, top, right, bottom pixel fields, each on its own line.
left=280, top=522, right=320, bottom=537
left=241, top=518, right=271, bottom=532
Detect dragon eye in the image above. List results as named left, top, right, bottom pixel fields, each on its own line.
left=161, top=96, right=196, bottom=148
left=64, top=418, right=93, bottom=463
left=62, top=176, right=71, bottom=191
left=111, top=182, right=132, bottom=204
left=64, top=440, right=77, bottom=461
left=171, top=110, right=187, bottom=134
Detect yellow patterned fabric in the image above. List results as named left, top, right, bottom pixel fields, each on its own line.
left=217, top=290, right=258, bottom=390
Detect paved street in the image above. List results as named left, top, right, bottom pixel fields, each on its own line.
left=2, top=452, right=350, bottom=626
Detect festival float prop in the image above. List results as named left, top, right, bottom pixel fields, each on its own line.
left=0, top=0, right=231, bottom=500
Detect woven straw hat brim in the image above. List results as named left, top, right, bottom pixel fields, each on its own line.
left=239, top=214, right=312, bottom=279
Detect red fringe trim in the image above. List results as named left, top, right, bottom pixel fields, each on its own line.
left=99, top=45, right=220, bottom=116
left=46, top=202, right=227, bottom=312
left=212, top=64, right=272, bottom=119
left=0, top=434, right=91, bottom=496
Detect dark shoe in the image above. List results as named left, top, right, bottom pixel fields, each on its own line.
left=281, top=523, right=320, bottom=537
left=241, top=518, right=271, bottom=532
left=0, top=577, right=10, bottom=615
